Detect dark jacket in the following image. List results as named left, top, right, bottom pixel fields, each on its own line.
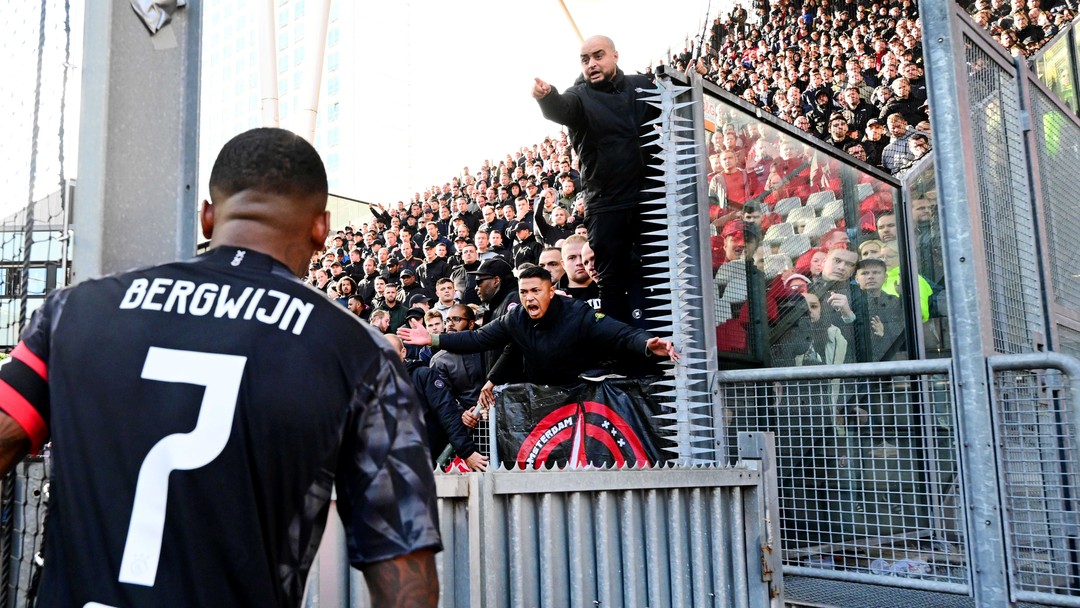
left=536, top=69, right=660, bottom=213
left=430, top=349, right=485, bottom=409
left=512, top=235, right=544, bottom=269
left=404, top=359, right=478, bottom=461
left=418, top=257, right=451, bottom=297
left=436, top=295, right=655, bottom=386
left=533, top=210, right=577, bottom=246
left=450, top=260, right=482, bottom=307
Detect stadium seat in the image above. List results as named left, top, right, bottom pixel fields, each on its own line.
left=764, top=222, right=795, bottom=242
left=779, top=234, right=811, bottom=260
left=714, top=261, right=748, bottom=323
left=806, top=190, right=835, bottom=210
left=856, top=182, right=875, bottom=201
left=786, top=206, right=816, bottom=226
left=773, top=197, right=802, bottom=218
left=821, top=199, right=845, bottom=223
left=763, top=253, right=792, bottom=278
left=802, top=217, right=836, bottom=243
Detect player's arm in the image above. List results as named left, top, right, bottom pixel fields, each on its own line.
left=0, top=414, right=30, bottom=475
left=361, top=549, right=439, bottom=608
left=337, top=348, right=441, bottom=602
left=0, top=341, right=51, bottom=474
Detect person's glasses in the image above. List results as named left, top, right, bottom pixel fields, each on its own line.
left=447, top=316, right=469, bottom=324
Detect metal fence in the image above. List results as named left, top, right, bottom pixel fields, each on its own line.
left=989, top=353, right=1080, bottom=607
left=0, top=0, right=77, bottom=351
left=716, top=360, right=969, bottom=602
left=339, top=434, right=782, bottom=608
left=965, top=40, right=1047, bottom=355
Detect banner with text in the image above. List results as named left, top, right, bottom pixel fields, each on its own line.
left=496, top=377, right=674, bottom=469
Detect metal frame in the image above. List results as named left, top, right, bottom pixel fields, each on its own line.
left=717, top=358, right=971, bottom=596
left=323, top=446, right=783, bottom=608
left=1021, top=64, right=1080, bottom=340
left=922, top=0, right=1013, bottom=603
left=988, top=352, right=1080, bottom=605
left=74, top=0, right=202, bottom=279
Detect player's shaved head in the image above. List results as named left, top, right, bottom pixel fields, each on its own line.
left=202, top=128, right=331, bottom=276
left=209, top=128, right=328, bottom=203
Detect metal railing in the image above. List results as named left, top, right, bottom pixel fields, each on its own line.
left=716, top=359, right=969, bottom=600
left=313, top=432, right=783, bottom=608
left=989, top=352, right=1080, bottom=606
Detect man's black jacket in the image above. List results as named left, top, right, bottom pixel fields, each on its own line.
left=536, top=69, right=659, bottom=213
left=404, top=359, right=478, bottom=460
left=436, top=295, right=654, bottom=385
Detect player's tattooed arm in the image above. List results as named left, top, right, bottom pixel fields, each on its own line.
left=0, top=413, right=30, bottom=476
left=361, top=548, right=439, bottom=608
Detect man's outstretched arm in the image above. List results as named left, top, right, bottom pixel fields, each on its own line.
left=534, top=77, right=585, bottom=129
left=361, top=549, right=439, bottom=608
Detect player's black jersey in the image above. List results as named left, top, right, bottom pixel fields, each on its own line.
left=0, top=246, right=440, bottom=607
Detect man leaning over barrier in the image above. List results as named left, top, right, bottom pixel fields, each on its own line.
left=397, top=266, right=678, bottom=407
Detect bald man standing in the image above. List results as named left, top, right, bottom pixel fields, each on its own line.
left=533, top=35, right=660, bottom=326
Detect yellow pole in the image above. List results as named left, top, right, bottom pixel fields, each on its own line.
left=556, top=0, right=585, bottom=44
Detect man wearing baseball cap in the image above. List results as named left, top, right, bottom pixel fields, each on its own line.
left=511, top=222, right=543, bottom=269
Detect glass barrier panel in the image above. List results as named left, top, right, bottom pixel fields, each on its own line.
left=903, top=161, right=950, bottom=359
left=703, top=89, right=910, bottom=368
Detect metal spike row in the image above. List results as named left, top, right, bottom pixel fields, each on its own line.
left=654, top=411, right=713, bottom=421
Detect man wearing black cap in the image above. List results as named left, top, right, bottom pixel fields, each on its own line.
left=862, top=118, right=888, bottom=168
left=807, top=88, right=835, bottom=139
left=402, top=307, right=434, bottom=364
left=470, top=257, right=519, bottom=325
left=399, top=268, right=425, bottom=302
left=378, top=256, right=403, bottom=282
left=511, top=222, right=543, bottom=269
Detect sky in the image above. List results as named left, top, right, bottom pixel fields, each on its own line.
left=350, top=0, right=719, bottom=203
left=1, top=0, right=724, bottom=218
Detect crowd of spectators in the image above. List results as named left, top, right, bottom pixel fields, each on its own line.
left=291, top=0, right=1069, bottom=465
left=661, top=0, right=1074, bottom=174
left=299, top=136, right=611, bottom=469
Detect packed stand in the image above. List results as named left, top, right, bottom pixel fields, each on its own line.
left=301, top=133, right=626, bottom=470
left=664, top=0, right=1073, bottom=175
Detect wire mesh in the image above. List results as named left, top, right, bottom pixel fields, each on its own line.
left=964, top=37, right=1045, bottom=355
left=992, top=367, right=1080, bottom=598
left=1060, top=326, right=1080, bottom=360
left=6, top=457, right=48, bottom=608
left=1030, top=86, right=1080, bottom=317
left=720, top=371, right=967, bottom=589
left=0, top=0, right=76, bottom=350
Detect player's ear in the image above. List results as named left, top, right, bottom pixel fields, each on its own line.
left=200, top=199, right=215, bottom=239
left=310, top=210, right=330, bottom=251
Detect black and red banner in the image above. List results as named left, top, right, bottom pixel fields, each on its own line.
left=495, top=377, right=674, bottom=469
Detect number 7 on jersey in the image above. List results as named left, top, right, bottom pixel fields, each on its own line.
left=117, top=347, right=247, bottom=587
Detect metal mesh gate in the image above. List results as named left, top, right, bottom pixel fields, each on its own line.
left=990, top=355, right=1080, bottom=606
left=718, top=360, right=969, bottom=599
left=964, top=37, right=1046, bottom=355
